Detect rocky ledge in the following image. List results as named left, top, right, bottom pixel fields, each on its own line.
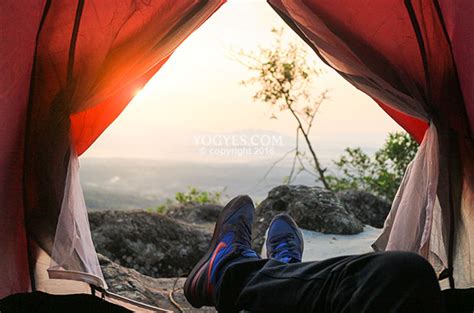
left=89, top=185, right=390, bottom=311
left=89, top=210, right=212, bottom=278
left=98, top=254, right=216, bottom=312
left=252, top=185, right=364, bottom=250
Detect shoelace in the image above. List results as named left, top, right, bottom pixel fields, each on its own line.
left=207, top=215, right=258, bottom=293
left=269, top=233, right=300, bottom=262
left=234, top=216, right=258, bottom=258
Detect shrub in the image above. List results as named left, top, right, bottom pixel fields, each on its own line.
left=175, top=187, right=222, bottom=205
left=327, top=132, right=418, bottom=200
left=149, top=187, right=223, bottom=214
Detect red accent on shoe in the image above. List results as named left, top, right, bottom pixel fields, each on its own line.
left=191, top=263, right=206, bottom=292
left=207, top=241, right=228, bottom=295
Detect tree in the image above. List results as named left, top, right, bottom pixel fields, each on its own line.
left=238, top=28, right=331, bottom=189
left=326, top=132, right=418, bottom=200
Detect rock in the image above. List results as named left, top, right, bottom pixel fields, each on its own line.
left=98, top=254, right=216, bottom=312
left=337, top=190, right=391, bottom=228
left=89, top=210, right=212, bottom=278
left=253, top=185, right=363, bottom=250
left=166, top=203, right=223, bottom=225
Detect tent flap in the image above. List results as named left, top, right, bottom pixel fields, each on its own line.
left=268, top=0, right=474, bottom=288
left=0, top=0, right=46, bottom=298
left=1, top=0, right=225, bottom=294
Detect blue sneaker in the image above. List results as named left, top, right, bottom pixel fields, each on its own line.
left=266, top=214, right=304, bottom=263
left=184, top=195, right=259, bottom=308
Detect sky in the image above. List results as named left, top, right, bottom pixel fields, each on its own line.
left=82, top=0, right=403, bottom=164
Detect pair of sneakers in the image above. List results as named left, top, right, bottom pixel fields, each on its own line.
left=184, top=195, right=304, bottom=308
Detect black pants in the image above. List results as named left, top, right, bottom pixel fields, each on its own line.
left=216, top=252, right=445, bottom=313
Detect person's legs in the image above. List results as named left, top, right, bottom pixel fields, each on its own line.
left=185, top=197, right=444, bottom=313
left=217, top=251, right=445, bottom=313
left=184, top=195, right=260, bottom=308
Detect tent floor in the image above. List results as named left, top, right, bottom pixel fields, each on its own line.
left=1, top=289, right=473, bottom=312
left=0, top=291, right=132, bottom=313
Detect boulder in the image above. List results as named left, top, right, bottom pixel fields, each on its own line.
left=337, top=190, right=391, bottom=228
left=166, top=203, right=222, bottom=225
left=253, top=185, right=363, bottom=250
left=89, top=210, right=212, bottom=278
left=98, top=254, right=216, bottom=312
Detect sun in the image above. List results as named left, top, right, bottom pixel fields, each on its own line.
left=133, top=89, right=144, bottom=101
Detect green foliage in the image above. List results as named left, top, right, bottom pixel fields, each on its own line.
left=240, top=28, right=324, bottom=114
left=154, top=204, right=168, bottom=214
left=148, top=187, right=223, bottom=214
left=146, top=206, right=166, bottom=214
left=147, top=199, right=173, bottom=214
left=238, top=27, right=331, bottom=188
left=327, top=132, right=418, bottom=200
left=175, top=187, right=223, bottom=205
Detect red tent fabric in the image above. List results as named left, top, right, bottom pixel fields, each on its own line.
left=0, top=0, right=45, bottom=296
left=0, top=0, right=225, bottom=297
left=438, top=0, right=474, bottom=139
left=268, top=0, right=473, bottom=288
left=1, top=0, right=472, bottom=299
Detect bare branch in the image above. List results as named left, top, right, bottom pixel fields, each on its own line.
left=287, top=127, right=300, bottom=184
left=233, top=27, right=332, bottom=189
left=306, top=89, right=329, bottom=133
left=256, top=147, right=297, bottom=186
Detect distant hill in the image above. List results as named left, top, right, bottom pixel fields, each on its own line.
left=83, top=187, right=161, bottom=210
left=80, top=158, right=316, bottom=209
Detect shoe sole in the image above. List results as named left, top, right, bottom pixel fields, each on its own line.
left=266, top=213, right=304, bottom=259
left=184, top=195, right=253, bottom=308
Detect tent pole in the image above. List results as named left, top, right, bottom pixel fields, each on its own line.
left=447, top=164, right=455, bottom=289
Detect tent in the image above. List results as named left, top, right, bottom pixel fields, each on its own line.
left=267, top=0, right=474, bottom=290
left=1, top=0, right=226, bottom=301
left=1, top=0, right=472, bottom=303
